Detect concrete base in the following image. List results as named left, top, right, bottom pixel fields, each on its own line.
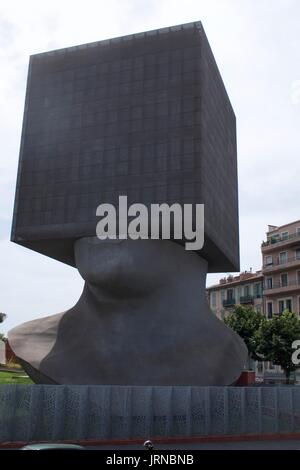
left=8, top=239, right=247, bottom=385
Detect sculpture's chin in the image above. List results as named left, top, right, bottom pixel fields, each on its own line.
left=87, top=275, right=158, bottom=298
left=74, top=238, right=197, bottom=294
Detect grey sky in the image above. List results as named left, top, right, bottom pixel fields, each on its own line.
left=0, top=0, right=300, bottom=333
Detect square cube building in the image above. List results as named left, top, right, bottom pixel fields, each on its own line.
left=11, top=21, right=239, bottom=272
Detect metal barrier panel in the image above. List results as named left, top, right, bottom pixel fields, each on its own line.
left=1, top=385, right=300, bottom=442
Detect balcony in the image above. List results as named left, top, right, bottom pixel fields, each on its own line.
left=263, top=256, right=300, bottom=273
left=240, top=295, right=254, bottom=304
left=264, top=279, right=300, bottom=296
left=223, top=298, right=236, bottom=307
left=261, top=232, right=300, bottom=252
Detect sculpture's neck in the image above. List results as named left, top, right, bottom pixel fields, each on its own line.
left=76, top=255, right=208, bottom=316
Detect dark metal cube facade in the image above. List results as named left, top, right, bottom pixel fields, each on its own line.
left=11, top=21, right=239, bottom=272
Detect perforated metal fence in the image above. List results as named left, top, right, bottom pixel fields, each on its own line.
left=1, top=385, right=300, bottom=442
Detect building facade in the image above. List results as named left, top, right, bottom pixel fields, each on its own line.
left=207, top=219, right=300, bottom=380
left=262, top=220, right=300, bottom=318
left=207, top=270, right=264, bottom=320
left=207, top=219, right=300, bottom=320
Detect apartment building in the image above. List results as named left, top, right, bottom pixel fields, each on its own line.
left=207, top=270, right=264, bottom=320
left=262, top=220, right=300, bottom=318
left=207, top=219, right=300, bottom=380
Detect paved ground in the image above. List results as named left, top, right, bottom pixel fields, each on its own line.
left=2, top=437, right=300, bottom=450
left=85, top=440, right=300, bottom=450
left=1, top=441, right=299, bottom=450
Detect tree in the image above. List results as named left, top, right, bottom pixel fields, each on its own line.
left=0, top=313, right=7, bottom=323
left=224, top=305, right=265, bottom=369
left=256, top=310, right=300, bottom=384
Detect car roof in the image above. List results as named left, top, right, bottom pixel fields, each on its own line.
left=21, top=443, right=85, bottom=450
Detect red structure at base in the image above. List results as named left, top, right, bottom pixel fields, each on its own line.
left=235, top=371, right=256, bottom=386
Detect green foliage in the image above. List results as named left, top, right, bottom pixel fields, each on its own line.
left=224, top=306, right=300, bottom=382
left=0, top=371, right=32, bottom=385
left=256, top=310, right=300, bottom=382
left=224, top=305, right=265, bottom=362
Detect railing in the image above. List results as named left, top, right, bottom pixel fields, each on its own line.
left=273, top=311, right=292, bottom=316
left=240, top=295, right=254, bottom=304
left=264, top=280, right=300, bottom=290
left=262, top=231, right=300, bottom=248
left=222, top=298, right=236, bottom=307
left=267, top=311, right=292, bottom=317
left=263, top=256, right=300, bottom=268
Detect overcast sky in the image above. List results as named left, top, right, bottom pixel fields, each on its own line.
left=0, top=0, right=300, bottom=333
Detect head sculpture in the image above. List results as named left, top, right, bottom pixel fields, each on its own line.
left=10, top=238, right=247, bottom=385
left=8, top=21, right=247, bottom=385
